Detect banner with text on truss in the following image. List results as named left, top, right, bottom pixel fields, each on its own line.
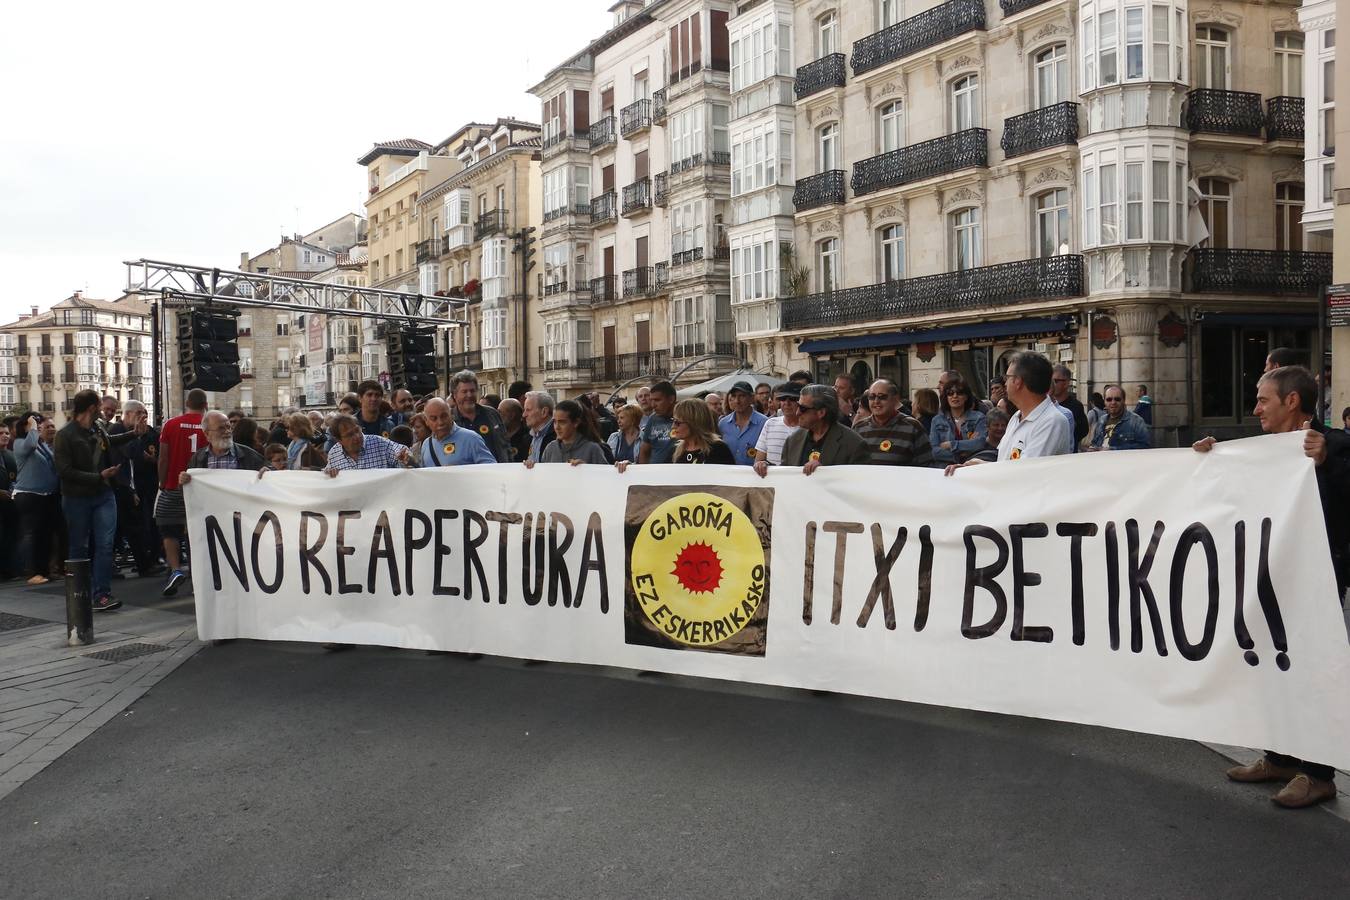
left=184, top=432, right=1350, bottom=768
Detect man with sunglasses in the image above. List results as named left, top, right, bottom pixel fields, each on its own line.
left=854, top=378, right=934, bottom=467
left=752, top=383, right=804, bottom=473
left=772, top=384, right=869, bottom=475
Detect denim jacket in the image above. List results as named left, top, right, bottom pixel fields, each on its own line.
left=1091, top=410, right=1151, bottom=450
left=930, top=408, right=988, bottom=465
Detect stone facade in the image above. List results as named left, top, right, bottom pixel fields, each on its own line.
left=730, top=0, right=1327, bottom=442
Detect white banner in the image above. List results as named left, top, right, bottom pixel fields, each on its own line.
left=185, top=432, right=1350, bottom=767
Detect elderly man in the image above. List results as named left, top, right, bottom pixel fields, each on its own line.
left=99, top=395, right=120, bottom=425
left=1090, top=384, right=1151, bottom=450
left=324, top=414, right=409, bottom=474
left=718, top=381, right=767, bottom=466
left=109, top=399, right=163, bottom=578
left=498, top=398, right=531, bottom=462
left=971, top=408, right=1009, bottom=461
left=704, top=392, right=725, bottom=419
left=853, top=378, right=934, bottom=467
left=450, top=370, right=510, bottom=462
left=752, top=382, right=802, bottom=473
left=523, top=391, right=557, bottom=464
left=1195, top=366, right=1350, bottom=808
left=635, top=385, right=654, bottom=428
left=946, top=352, right=1071, bottom=474
left=178, top=411, right=265, bottom=481
left=772, top=384, right=869, bottom=475
left=419, top=398, right=495, bottom=467
left=53, top=389, right=147, bottom=612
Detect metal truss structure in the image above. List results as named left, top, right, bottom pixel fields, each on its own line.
left=124, top=259, right=467, bottom=327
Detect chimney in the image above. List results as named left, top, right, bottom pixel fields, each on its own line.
left=240, top=251, right=250, bottom=268
left=31, top=305, right=38, bottom=317
left=71, top=291, right=81, bottom=300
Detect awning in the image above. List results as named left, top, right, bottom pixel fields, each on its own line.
left=798, top=316, right=1076, bottom=355
left=1199, top=313, right=1318, bottom=328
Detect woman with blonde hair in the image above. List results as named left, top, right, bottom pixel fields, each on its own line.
left=607, top=403, right=644, bottom=463
left=913, top=388, right=940, bottom=434
left=670, top=398, right=734, bottom=464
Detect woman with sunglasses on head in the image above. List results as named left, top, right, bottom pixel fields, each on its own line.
left=930, top=379, right=988, bottom=467
left=670, top=399, right=734, bottom=465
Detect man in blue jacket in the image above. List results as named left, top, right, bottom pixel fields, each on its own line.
left=1089, top=385, right=1152, bottom=450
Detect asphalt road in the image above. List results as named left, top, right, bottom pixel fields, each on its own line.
left=2, top=630, right=1348, bottom=899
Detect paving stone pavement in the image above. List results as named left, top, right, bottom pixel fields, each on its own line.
left=0, top=579, right=202, bottom=801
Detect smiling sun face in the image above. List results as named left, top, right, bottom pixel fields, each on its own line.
left=671, top=541, right=723, bottom=594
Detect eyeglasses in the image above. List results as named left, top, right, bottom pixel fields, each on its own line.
left=945, top=389, right=965, bottom=397
left=797, top=403, right=819, bottom=412
left=865, top=393, right=896, bottom=402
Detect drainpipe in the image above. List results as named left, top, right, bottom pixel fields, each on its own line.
left=1085, top=307, right=1096, bottom=399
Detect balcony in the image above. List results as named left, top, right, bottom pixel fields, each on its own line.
left=590, top=190, right=618, bottom=225
left=671, top=152, right=703, bottom=174
left=1265, top=96, right=1304, bottom=143
left=1188, top=249, right=1332, bottom=296
left=543, top=280, right=570, bottom=297
left=620, top=99, right=652, bottom=137
left=793, top=170, right=846, bottom=211
left=794, top=53, right=846, bottom=99
left=449, top=350, right=483, bottom=372
left=591, top=350, right=670, bottom=384
left=781, top=254, right=1085, bottom=330
left=622, top=264, right=669, bottom=298
left=590, top=116, right=617, bottom=151
left=542, top=128, right=589, bottom=157
left=851, top=0, right=986, bottom=76
left=474, top=209, right=508, bottom=241
left=1184, top=89, right=1264, bottom=138
left=654, top=172, right=669, bottom=207
left=672, top=343, right=706, bottom=360
left=1000, top=0, right=1054, bottom=16
left=622, top=178, right=652, bottom=216
left=672, top=247, right=704, bottom=268
left=1001, top=103, right=1078, bottom=159
left=446, top=223, right=473, bottom=252
left=590, top=274, right=618, bottom=302
left=415, top=239, right=436, bottom=264
left=852, top=128, right=988, bottom=196
left=653, top=88, right=667, bottom=123
left=60, top=345, right=74, bottom=356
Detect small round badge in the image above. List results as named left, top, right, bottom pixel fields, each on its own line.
left=879, top=440, right=893, bottom=452
left=443, top=442, right=456, bottom=454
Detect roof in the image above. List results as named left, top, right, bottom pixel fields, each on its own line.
left=529, top=0, right=672, bottom=94
left=0, top=293, right=151, bottom=331
left=357, top=139, right=432, bottom=166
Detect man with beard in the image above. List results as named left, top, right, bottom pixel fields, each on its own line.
left=178, top=410, right=265, bottom=479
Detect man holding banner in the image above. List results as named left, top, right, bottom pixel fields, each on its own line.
left=419, top=399, right=495, bottom=468
left=1195, top=365, right=1350, bottom=808
left=945, top=351, right=1072, bottom=474
left=323, top=415, right=409, bottom=474
left=776, top=384, right=869, bottom=473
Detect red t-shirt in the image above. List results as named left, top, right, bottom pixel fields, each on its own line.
left=159, top=411, right=204, bottom=490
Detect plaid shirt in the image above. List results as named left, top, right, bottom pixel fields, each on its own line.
left=325, top=434, right=406, bottom=471
left=205, top=445, right=241, bottom=469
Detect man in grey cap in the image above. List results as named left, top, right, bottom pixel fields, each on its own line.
left=769, top=384, right=869, bottom=475
left=752, top=382, right=803, bottom=471
left=717, top=380, right=767, bottom=466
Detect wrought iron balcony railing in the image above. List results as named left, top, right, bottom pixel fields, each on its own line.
left=654, top=172, right=669, bottom=207
left=999, top=0, right=1053, bottom=16
left=543, top=280, right=569, bottom=297
left=852, top=128, right=988, bottom=195
left=592, top=350, right=670, bottom=384
left=449, top=350, right=483, bottom=372
left=622, top=264, right=669, bottom=298
left=671, top=153, right=704, bottom=173
left=851, top=0, right=986, bottom=75
left=1265, top=96, right=1304, bottom=142
left=589, top=116, right=617, bottom=150
left=672, top=247, right=705, bottom=267
left=1188, top=249, right=1332, bottom=295
left=474, top=209, right=508, bottom=241
left=590, top=190, right=618, bottom=225
left=710, top=150, right=731, bottom=166
left=793, top=170, right=846, bottom=210
left=590, top=274, right=618, bottom=302
left=782, top=254, right=1084, bottom=330
left=1001, top=102, right=1078, bottom=159
left=620, top=99, right=652, bottom=137
left=1184, top=89, right=1265, bottom=137
left=794, top=53, right=846, bottom=99
left=622, top=178, right=652, bottom=215
left=672, top=343, right=706, bottom=360
left=653, top=88, right=667, bottom=123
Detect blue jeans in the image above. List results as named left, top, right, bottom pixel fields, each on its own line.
left=63, top=491, right=118, bottom=600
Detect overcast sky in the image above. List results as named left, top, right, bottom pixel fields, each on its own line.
left=0, top=0, right=611, bottom=324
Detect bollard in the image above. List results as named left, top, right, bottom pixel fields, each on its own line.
left=65, top=558, right=93, bottom=647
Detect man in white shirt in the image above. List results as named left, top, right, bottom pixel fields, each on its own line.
left=945, top=351, right=1071, bottom=474
left=752, top=383, right=804, bottom=471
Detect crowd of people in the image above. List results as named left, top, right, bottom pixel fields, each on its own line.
left=9, top=347, right=1344, bottom=808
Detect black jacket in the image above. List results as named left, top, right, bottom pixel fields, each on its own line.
left=1314, top=422, right=1350, bottom=594
left=53, top=421, right=142, bottom=498
left=1061, top=394, right=1089, bottom=446
left=187, top=443, right=266, bottom=473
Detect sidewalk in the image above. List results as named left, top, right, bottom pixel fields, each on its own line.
left=0, top=575, right=202, bottom=801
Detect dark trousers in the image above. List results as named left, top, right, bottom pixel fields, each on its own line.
left=113, top=484, right=156, bottom=572
left=1266, top=751, right=1335, bottom=782
left=14, top=492, right=61, bottom=578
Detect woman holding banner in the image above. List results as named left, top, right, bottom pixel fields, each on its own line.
left=533, top=400, right=611, bottom=466
left=669, top=399, right=734, bottom=465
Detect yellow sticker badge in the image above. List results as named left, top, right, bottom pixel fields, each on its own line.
left=879, top=440, right=892, bottom=452
left=629, top=491, right=766, bottom=650
left=478, top=425, right=490, bottom=435
left=443, top=442, right=456, bottom=455
left=808, top=451, right=821, bottom=462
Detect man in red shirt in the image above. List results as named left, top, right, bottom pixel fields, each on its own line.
left=155, top=388, right=207, bottom=596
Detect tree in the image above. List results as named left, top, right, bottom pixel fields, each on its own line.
left=779, top=242, right=810, bottom=298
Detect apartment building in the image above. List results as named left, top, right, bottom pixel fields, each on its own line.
left=530, top=0, right=738, bottom=398
left=735, top=0, right=1328, bottom=440
left=0, top=293, right=154, bottom=425
left=361, top=141, right=458, bottom=292
left=290, top=247, right=371, bottom=408
left=416, top=119, right=543, bottom=398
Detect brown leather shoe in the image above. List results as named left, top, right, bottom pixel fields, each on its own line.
left=1272, top=774, right=1337, bottom=809
left=1226, top=757, right=1300, bottom=783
